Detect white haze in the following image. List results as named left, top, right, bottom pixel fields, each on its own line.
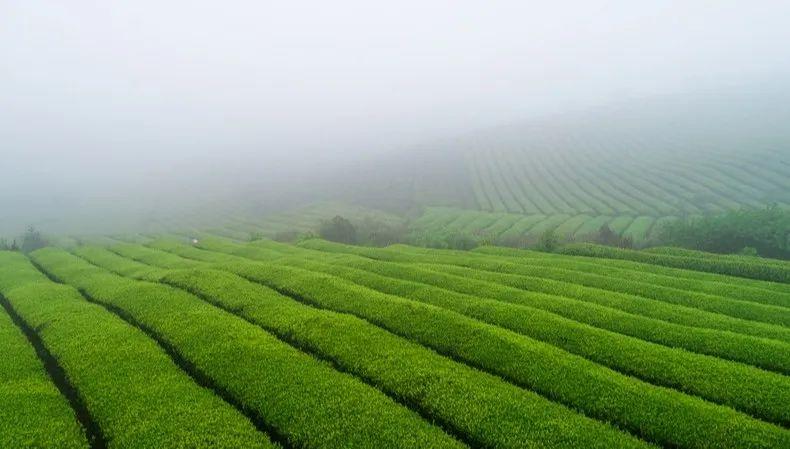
left=1, top=1, right=790, bottom=234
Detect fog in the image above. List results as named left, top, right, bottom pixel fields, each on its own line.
left=2, top=0, right=790, bottom=235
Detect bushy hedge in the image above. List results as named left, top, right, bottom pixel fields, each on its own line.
left=474, top=246, right=790, bottom=308
left=657, top=206, right=790, bottom=259
left=0, top=254, right=88, bottom=449
left=393, top=244, right=790, bottom=325
left=160, top=267, right=649, bottom=449
left=297, top=240, right=790, bottom=342
left=437, top=254, right=790, bottom=325
left=560, top=242, right=790, bottom=283
left=480, top=244, right=790, bottom=294
left=217, top=259, right=789, bottom=449
left=34, top=248, right=462, bottom=449
left=1, top=251, right=272, bottom=449
left=147, top=238, right=242, bottom=263
left=194, top=239, right=790, bottom=371
left=300, top=240, right=790, bottom=326
left=276, top=256, right=790, bottom=425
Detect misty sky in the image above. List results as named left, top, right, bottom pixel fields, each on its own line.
left=2, top=1, right=790, bottom=231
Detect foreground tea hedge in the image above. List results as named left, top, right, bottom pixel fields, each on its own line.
left=0, top=254, right=88, bottom=449
left=32, top=248, right=463, bottom=449
left=214, top=259, right=789, bottom=449
left=91, top=243, right=652, bottom=449
left=8, top=237, right=788, bottom=449
left=182, top=239, right=790, bottom=423
left=164, top=267, right=650, bottom=449
left=271, top=240, right=790, bottom=369
left=276, top=257, right=790, bottom=424
left=0, top=251, right=273, bottom=449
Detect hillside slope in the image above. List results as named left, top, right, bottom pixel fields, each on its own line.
left=320, top=86, right=790, bottom=245
left=5, top=237, right=789, bottom=449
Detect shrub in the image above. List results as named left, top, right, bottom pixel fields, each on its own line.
left=249, top=231, right=266, bottom=241
left=0, top=238, right=18, bottom=251
left=406, top=229, right=479, bottom=250
left=536, top=229, right=559, bottom=252
left=271, top=229, right=301, bottom=242
left=658, top=206, right=790, bottom=259
left=20, top=226, right=47, bottom=253
left=596, top=224, right=633, bottom=248
left=354, top=217, right=408, bottom=246
left=318, top=215, right=357, bottom=244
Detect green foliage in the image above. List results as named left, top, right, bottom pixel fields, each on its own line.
left=406, top=209, right=672, bottom=250
left=473, top=246, right=790, bottom=309
left=562, top=242, right=790, bottom=283
left=354, top=216, right=409, bottom=246
left=465, top=142, right=786, bottom=217
left=297, top=240, right=790, bottom=364
left=386, top=244, right=790, bottom=326
left=20, top=226, right=48, bottom=253
left=71, top=245, right=168, bottom=280
left=0, top=238, right=18, bottom=251
left=33, top=247, right=462, bottom=449
left=658, top=206, right=790, bottom=259
left=596, top=224, right=633, bottom=248
left=0, top=251, right=272, bottom=449
left=318, top=215, right=358, bottom=244
left=536, top=229, right=560, bottom=252
left=248, top=231, right=266, bottom=241
left=275, top=256, right=790, bottom=425
left=160, top=267, right=647, bottom=449
left=7, top=234, right=790, bottom=448
left=296, top=230, right=319, bottom=242
left=222, top=258, right=788, bottom=449
left=407, top=228, right=479, bottom=250
left=271, top=229, right=301, bottom=242
left=0, top=259, right=88, bottom=449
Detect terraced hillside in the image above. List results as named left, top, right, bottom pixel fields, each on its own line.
left=410, top=207, right=676, bottom=245
left=224, top=202, right=404, bottom=238
left=321, top=90, right=790, bottom=246
left=419, top=125, right=788, bottom=245
left=1, top=236, right=789, bottom=448
left=466, top=144, right=789, bottom=216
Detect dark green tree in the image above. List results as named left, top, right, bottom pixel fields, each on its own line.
left=20, top=226, right=48, bottom=253
left=318, top=216, right=358, bottom=244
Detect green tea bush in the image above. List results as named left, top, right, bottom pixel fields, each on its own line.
left=561, top=243, right=790, bottom=283
left=0, top=251, right=272, bottom=449
left=160, top=267, right=650, bottom=449
left=0, top=256, right=88, bottom=449
left=276, top=256, right=790, bottom=425
left=220, top=259, right=789, bottom=449
left=32, top=248, right=462, bottom=449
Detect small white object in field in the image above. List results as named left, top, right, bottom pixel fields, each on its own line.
left=191, top=238, right=199, bottom=244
